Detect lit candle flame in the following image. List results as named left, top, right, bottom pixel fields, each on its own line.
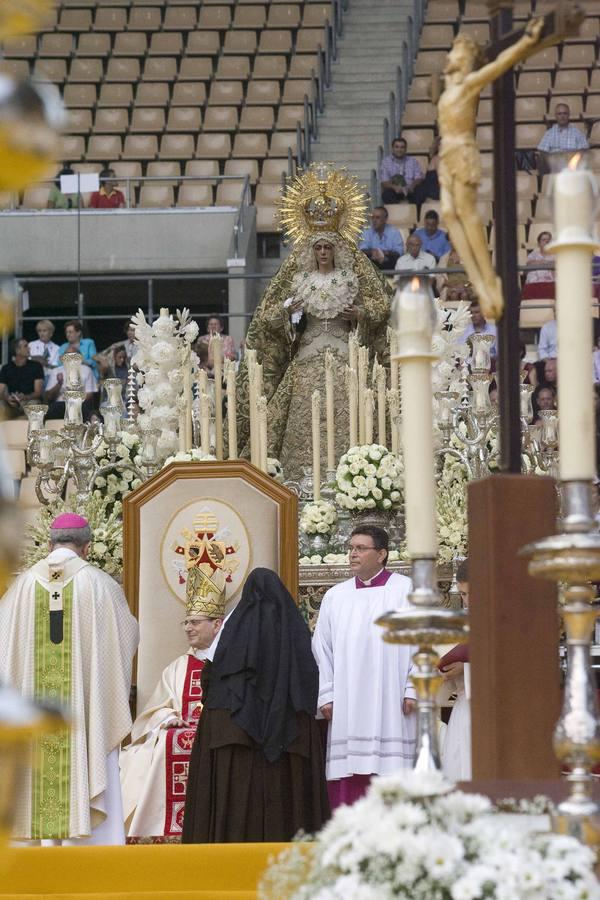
left=411, top=276, right=421, bottom=291
left=568, top=153, right=582, bottom=171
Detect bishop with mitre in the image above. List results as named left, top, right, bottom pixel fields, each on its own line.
left=120, top=567, right=225, bottom=839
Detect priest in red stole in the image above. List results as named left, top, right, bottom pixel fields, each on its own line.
left=120, top=567, right=225, bottom=838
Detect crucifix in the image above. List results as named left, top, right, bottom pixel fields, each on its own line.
left=437, top=0, right=585, bottom=784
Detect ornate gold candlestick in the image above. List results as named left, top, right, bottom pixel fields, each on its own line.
left=521, top=480, right=600, bottom=847
left=377, top=558, right=468, bottom=771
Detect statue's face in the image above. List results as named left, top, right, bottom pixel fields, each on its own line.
left=313, top=240, right=334, bottom=269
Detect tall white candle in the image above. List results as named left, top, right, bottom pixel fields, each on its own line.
left=358, top=344, right=369, bottom=444
left=200, top=391, right=211, bottom=456
left=311, top=390, right=321, bottom=500
left=387, top=388, right=400, bottom=454
left=246, top=349, right=259, bottom=466
left=389, top=328, right=400, bottom=393
left=225, top=360, right=237, bottom=459
left=325, top=349, right=335, bottom=471
left=394, top=277, right=438, bottom=557
left=553, top=158, right=597, bottom=480
left=210, top=333, right=223, bottom=460
left=364, top=388, right=374, bottom=444
left=375, top=361, right=387, bottom=447
left=346, top=366, right=358, bottom=448
left=348, top=331, right=358, bottom=373
left=257, top=394, right=268, bottom=473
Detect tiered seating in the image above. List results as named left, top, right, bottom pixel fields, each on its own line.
left=400, top=0, right=600, bottom=330
left=2, top=0, right=332, bottom=225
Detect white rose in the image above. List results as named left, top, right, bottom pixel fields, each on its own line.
left=369, top=449, right=382, bottom=462
left=346, top=497, right=356, bottom=509
left=349, top=462, right=361, bottom=475
left=372, top=487, right=383, bottom=500
left=365, top=498, right=376, bottom=509
left=95, top=476, right=107, bottom=488
left=382, top=498, right=392, bottom=509
left=93, top=541, right=108, bottom=556
left=391, top=490, right=400, bottom=501
left=316, top=522, right=329, bottom=534
left=381, top=476, right=392, bottom=491
left=356, top=498, right=366, bottom=509
left=365, top=476, right=377, bottom=490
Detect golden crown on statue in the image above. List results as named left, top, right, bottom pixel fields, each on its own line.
left=185, top=566, right=227, bottom=619
left=277, top=163, right=369, bottom=247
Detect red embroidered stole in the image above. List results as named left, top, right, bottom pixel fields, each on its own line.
left=164, top=655, right=204, bottom=836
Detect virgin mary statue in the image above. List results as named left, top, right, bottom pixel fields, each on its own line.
left=237, top=165, right=392, bottom=484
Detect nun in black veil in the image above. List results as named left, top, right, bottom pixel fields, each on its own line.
left=181, top=567, right=330, bottom=843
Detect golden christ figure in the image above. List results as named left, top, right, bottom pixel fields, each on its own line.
left=438, top=17, right=544, bottom=320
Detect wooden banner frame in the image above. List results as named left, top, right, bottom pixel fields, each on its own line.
left=123, top=460, right=299, bottom=619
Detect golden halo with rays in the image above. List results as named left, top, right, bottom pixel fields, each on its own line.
left=276, top=163, right=369, bottom=248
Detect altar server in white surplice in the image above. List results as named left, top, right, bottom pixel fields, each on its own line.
left=312, top=525, right=417, bottom=810
left=0, top=513, right=139, bottom=845
left=120, top=568, right=225, bottom=838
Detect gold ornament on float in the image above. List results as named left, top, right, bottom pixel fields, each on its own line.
left=277, top=163, right=369, bottom=248
left=0, top=0, right=54, bottom=39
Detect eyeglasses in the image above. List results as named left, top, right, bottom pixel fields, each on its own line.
left=180, top=618, right=213, bottom=628
left=346, top=544, right=377, bottom=554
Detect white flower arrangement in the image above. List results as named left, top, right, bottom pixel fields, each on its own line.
left=93, top=429, right=143, bottom=513
left=130, top=307, right=199, bottom=457
left=300, top=500, right=338, bottom=536
left=299, top=550, right=401, bottom=567
left=437, top=452, right=469, bottom=565
left=267, top=457, right=284, bottom=483
left=22, top=495, right=124, bottom=578
left=336, top=444, right=403, bottom=512
left=259, top=769, right=599, bottom=900
left=162, top=449, right=217, bottom=466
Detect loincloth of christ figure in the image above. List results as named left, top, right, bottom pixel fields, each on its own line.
left=438, top=17, right=545, bottom=321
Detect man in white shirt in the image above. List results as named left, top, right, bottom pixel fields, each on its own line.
left=537, top=103, right=588, bottom=173
left=312, top=525, right=416, bottom=809
left=538, top=318, right=557, bottom=360
left=394, top=234, right=436, bottom=282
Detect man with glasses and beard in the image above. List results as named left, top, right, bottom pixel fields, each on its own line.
left=312, top=525, right=417, bottom=809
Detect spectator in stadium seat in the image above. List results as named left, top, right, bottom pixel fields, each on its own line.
left=394, top=234, right=436, bottom=282
left=29, top=319, right=61, bottom=375
left=48, top=164, right=75, bottom=210
left=411, top=137, right=441, bottom=210
left=380, top=138, right=424, bottom=205
left=461, top=298, right=497, bottom=359
left=359, top=206, right=404, bottom=270
left=198, top=316, right=237, bottom=371
left=522, top=231, right=555, bottom=300
left=0, top=338, right=44, bottom=418
left=437, top=242, right=470, bottom=305
left=90, top=168, right=126, bottom=210
left=538, top=317, right=557, bottom=361
left=59, top=319, right=99, bottom=380
left=414, top=210, right=451, bottom=261
left=95, top=323, right=137, bottom=377
left=537, top=103, right=588, bottom=163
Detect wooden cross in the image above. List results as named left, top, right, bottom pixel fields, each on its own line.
left=486, top=0, right=584, bottom=471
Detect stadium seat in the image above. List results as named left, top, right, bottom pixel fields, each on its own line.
left=172, top=82, right=207, bottom=106
left=253, top=55, right=288, bottom=79
left=94, top=8, right=128, bottom=32
left=267, top=5, right=300, bottom=28
left=520, top=46, right=558, bottom=70
left=57, top=9, right=93, bottom=31
left=185, top=159, right=219, bottom=183
left=425, top=0, right=460, bottom=22
left=281, top=79, right=312, bottom=104
left=130, top=108, right=166, bottom=133
left=21, top=186, right=52, bottom=209
left=384, top=204, right=418, bottom=229
left=139, top=185, right=175, bottom=208
left=247, top=80, right=281, bottom=105
left=215, top=182, right=247, bottom=205
left=515, top=123, right=547, bottom=149
left=69, top=58, right=104, bottom=83
left=5, top=450, right=26, bottom=479
left=2, top=35, right=37, bottom=58
left=295, top=29, right=325, bottom=53
left=208, top=80, right=244, bottom=105
left=232, top=132, right=268, bottom=159
left=553, top=70, right=589, bottom=95
left=77, top=33, right=111, bottom=57
left=113, top=33, right=148, bottom=57
left=401, top=102, right=437, bottom=128
left=128, top=7, right=162, bottom=31
left=39, top=34, right=74, bottom=57
left=60, top=134, right=86, bottom=161
left=302, top=4, right=330, bottom=27
left=33, top=59, right=67, bottom=83
left=268, top=131, right=298, bottom=157
left=177, top=183, right=214, bottom=207
left=196, top=133, right=232, bottom=158
left=255, top=204, right=279, bottom=232
left=204, top=107, right=239, bottom=131
left=67, top=108, right=93, bottom=134
left=233, top=6, right=267, bottom=29
left=166, top=107, right=202, bottom=132
left=122, top=134, right=158, bottom=160
left=146, top=161, right=181, bottom=184
left=517, top=71, right=552, bottom=95
left=88, top=134, right=123, bottom=161
left=164, top=7, right=198, bottom=30
left=258, top=30, right=292, bottom=54
left=0, top=420, right=30, bottom=450
left=105, top=58, right=141, bottom=82
left=223, top=30, right=258, bottom=55
left=224, top=158, right=260, bottom=184
left=215, top=55, right=251, bottom=80
left=149, top=33, right=184, bottom=56
left=98, top=83, right=134, bottom=107
left=95, top=108, right=129, bottom=133
left=135, top=82, right=170, bottom=107
left=198, top=6, right=232, bottom=29
left=419, top=24, right=454, bottom=50
left=185, top=32, right=220, bottom=55
left=159, top=134, right=195, bottom=159
left=240, top=106, right=275, bottom=131
left=276, top=105, right=304, bottom=130
left=143, top=57, right=178, bottom=81
left=561, top=44, right=596, bottom=69
left=63, top=84, right=97, bottom=108
left=261, top=159, right=288, bottom=182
